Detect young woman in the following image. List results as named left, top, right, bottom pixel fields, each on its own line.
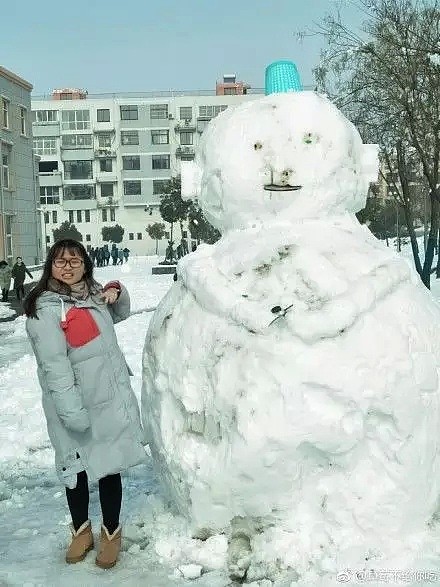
left=24, top=239, right=147, bottom=569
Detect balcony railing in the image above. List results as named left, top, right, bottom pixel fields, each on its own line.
left=94, top=149, right=116, bottom=158
left=176, top=146, right=195, bottom=158
left=175, top=121, right=196, bottom=132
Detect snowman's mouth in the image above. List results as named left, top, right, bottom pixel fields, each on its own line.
left=263, top=184, right=302, bottom=191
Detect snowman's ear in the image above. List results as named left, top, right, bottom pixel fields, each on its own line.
left=360, top=143, right=379, bottom=183
left=181, top=160, right=203, bottom=201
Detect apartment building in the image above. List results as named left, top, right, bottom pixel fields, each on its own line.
left=32, top=80, right=262, bottom=255
left=0, top=66, right=40, bottom=264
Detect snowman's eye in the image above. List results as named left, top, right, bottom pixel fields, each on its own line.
left=254, top=142, right=263, bottom=150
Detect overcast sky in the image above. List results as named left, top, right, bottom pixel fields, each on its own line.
left=2, top=0, right=364, bottom=96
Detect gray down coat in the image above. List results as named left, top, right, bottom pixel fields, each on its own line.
left=25, top=285, right=147, bottom=488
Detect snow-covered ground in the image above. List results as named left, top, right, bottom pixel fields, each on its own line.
left=2, top=251, right=440, bottom=587
left=0, top=257, right=231, bottom=587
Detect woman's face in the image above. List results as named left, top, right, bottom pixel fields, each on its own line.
left=51, top=249, right=85, bottom=285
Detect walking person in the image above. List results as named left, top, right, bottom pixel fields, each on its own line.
left=11, top=257, right=33, bottom=301
left=123, top=248, right=130, bottom=263
left=117, top=249, right=124, bottom=265
left=104, top=247, right=110, bottom=266
left=111, top=246, right=118, bottom=266
left=0, top=260, right=12, bottom=302
left=24, top=239, right=147, bottom=568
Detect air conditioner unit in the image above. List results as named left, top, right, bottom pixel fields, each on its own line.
left=168, top=114, right=174, bottom=120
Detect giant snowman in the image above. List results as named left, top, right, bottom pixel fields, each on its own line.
left=142, top=82, right=440, bottom=582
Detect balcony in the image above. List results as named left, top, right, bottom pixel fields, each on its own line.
left=176, top=146, right=195, bottom=159
left=32, top=122, right=60, bottom=137
left=94, top=149, right=116, bottom=158
left=96, top=173, right=118, bottom=183
left=97, top=197, right=120, bottom=208
left=61, top=148, right=94, bottom=161
left=175, top=121, right=196, bottom=132
left=39, top=170, right=63, bottom=187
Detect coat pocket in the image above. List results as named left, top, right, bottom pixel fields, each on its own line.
left=61, top=307, right=100, bottom=348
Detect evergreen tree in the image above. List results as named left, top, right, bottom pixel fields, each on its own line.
left=53, top=221, right=82, bottom=242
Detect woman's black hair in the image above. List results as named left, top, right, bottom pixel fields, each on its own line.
left=24, top=239, right=101, bottom=319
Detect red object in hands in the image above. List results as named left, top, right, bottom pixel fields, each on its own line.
left=61, top=307, right=100, bottom=348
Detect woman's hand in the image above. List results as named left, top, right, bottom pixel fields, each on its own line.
left=101, top=287, right=120, bottom=304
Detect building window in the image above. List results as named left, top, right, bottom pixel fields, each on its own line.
left=1, top=97, right=9, bottom=128
left=61, top=110, right=90, bottom=131
left=32, top=110, right=58, bottom=123
left=150, top=104, right=168, bottom=119
left=98, top=133, right=112, bottom=148
left=182, top=230, right=188, bottom=238
left=180, top=132, right=193, bottom=145
left=223, top=87, right=237, bottom=95
left=5, top=215, right=12, bottom=258
left=122, top=156, right=140, bottom=170
left=97, top=109, right=110, bottom=122
left=64, top=184, right=95, bottom=200
left=20, top=106, right=27, bottom=136
left=199, top=105, right=228, bottom=118
left=121, top=130, right=139, bottom=145
left=110, top=209, right=116, bottom=222
left=124, top=181, right=141, bottom=195
left=85, top=210, right=90, bottom=222
left=137, top=232, right=142, bottom=240
left=102, top=209, right=108, bottom=222
left=62, top=134, right=92, bottom=149
left=64, top=160, right=93, bottom=180
left=120, top=105, right=138, bottom=120
left=100, top=158, right=113, bottom=172
left=179, top=107, right=192, bottom=120
left=44, top=212, right=50, bottom=224
left=152, top=155, right=170, bottom=170
left=46, top=235, right=50, bottom=244
left=86, top=234, right=91, bottom=242
left=152, top=179, right=169, bottom=195
left=151, top=130, right=169, bottom=145
left=69, top=210, right=74, bottom=223
left=101, top=183, right=114, bottom=198
left=34, top=137, right=57, bottom=155
left=129, top=233, right=134, bottom=240
left=2, top=154, right=9, bottom=188
left=40, top=186, right=60, bottom=205
left=77, top=210, right=82, bottom=223
left=52, top=211, right=58, bottom=224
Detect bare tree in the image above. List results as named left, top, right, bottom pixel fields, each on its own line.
left=312, top=0, right=440, bottom=287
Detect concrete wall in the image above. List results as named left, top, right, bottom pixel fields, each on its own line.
left=0, top=66, right=40, bottom=265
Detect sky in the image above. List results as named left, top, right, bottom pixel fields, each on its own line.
left=1, top=0, right=364, bottom=97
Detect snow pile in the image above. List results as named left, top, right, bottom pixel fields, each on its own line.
left=142, top=92, right=440, bottom=583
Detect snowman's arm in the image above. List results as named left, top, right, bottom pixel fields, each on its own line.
left=179, top=256, right=273, bottom=333
left=287, top=259, right=411, bottom=343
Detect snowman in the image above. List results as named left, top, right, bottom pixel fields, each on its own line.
left=142, top=65, right=440, bottom=583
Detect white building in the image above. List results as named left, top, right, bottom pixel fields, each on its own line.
left=32, top=81, right=263, bottom=255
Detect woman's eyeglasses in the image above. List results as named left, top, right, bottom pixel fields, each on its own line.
left=53, top=258, right=84, bottom=268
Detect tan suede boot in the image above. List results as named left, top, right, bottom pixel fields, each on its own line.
left=95, top=524, right=122, bottom=569
left=65, top=520, right=94, bottom=564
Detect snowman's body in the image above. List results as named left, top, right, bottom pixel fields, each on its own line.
left=142, top=92, right=440, bottom=576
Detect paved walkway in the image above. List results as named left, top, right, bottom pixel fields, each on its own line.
left=0, top=282, right=35, bottom=323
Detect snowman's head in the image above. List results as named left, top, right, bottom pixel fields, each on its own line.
left=182, top=92, right=378, bottom=232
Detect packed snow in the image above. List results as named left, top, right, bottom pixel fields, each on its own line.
left=142, top=92, right=440, bottom=585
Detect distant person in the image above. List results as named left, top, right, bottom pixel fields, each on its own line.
left=111, top=246, right=118, bottom=266
left=11, top=257, right=33, bottom=301
left=0, top=260, right=12, bottom=302
left=123, top=248, right=130, bottom=263
left=117, top=249, right=124, bottom=265
left=23, top=239, right=147, bottom=569
left=104, top=248, right=110, bottom=266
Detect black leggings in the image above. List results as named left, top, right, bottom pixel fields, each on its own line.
left=66, top=471, right=122, bottom=534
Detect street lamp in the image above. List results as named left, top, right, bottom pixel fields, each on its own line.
left=35, top=207, right=47, bottom=260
